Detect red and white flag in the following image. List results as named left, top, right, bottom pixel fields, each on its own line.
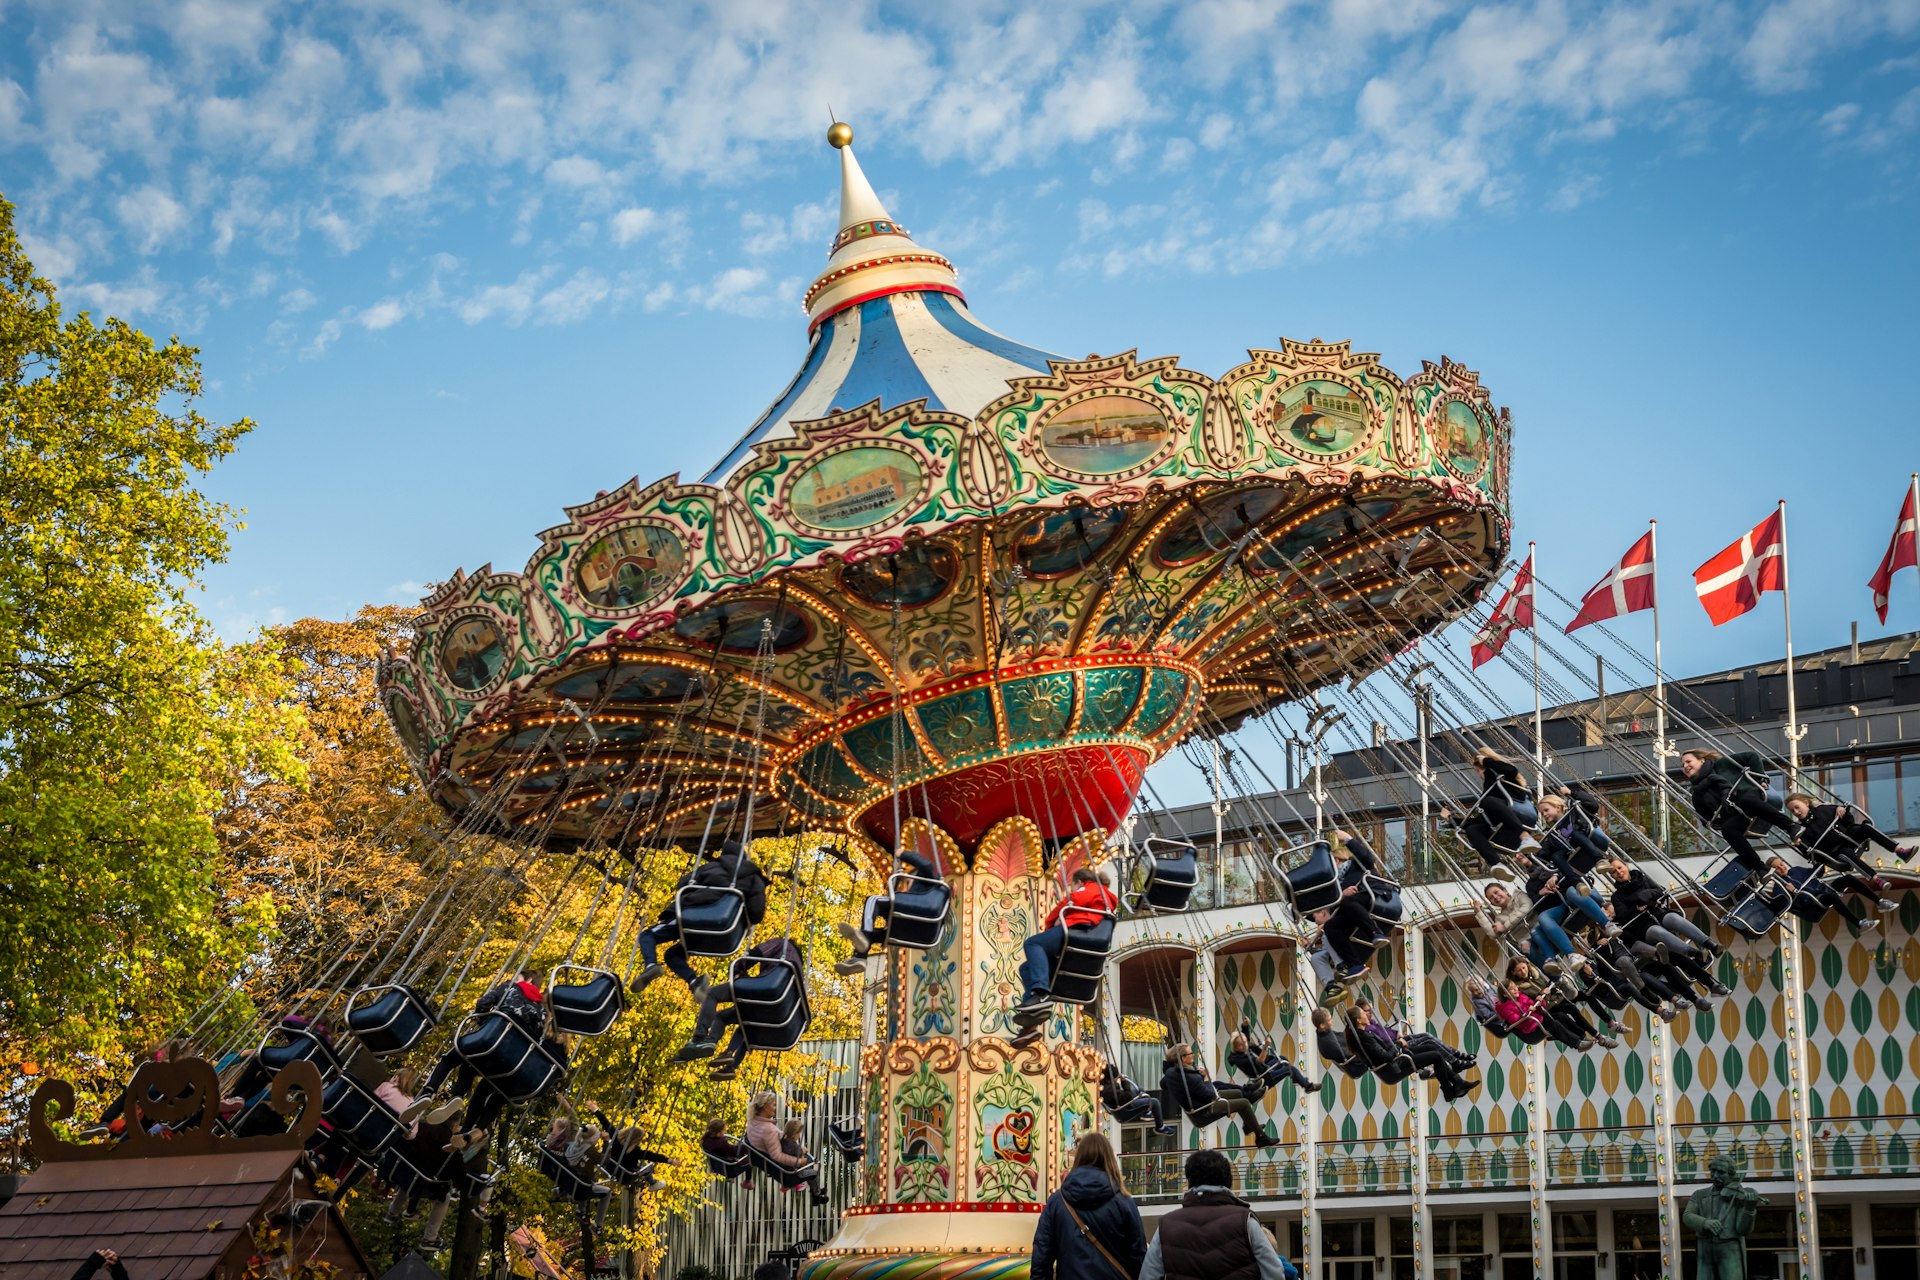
left=1471, top=551, right=1534, bottom=668
left=1694, top=509, right=1785, bottom=626
left=1869, top=482, right=1918, bottom=624
left=1566, top=530, right=1656, bottom=633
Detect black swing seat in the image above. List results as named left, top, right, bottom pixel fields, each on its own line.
left=827, top=1120, right=865, bottom=1162
left=1277, top=842, right=1342, bottom=916
left=705, top=1146, right=750, bottom=1181
left=734, top=957, right=812, bottom=1052
left=745, top=1141, right=819, bottom=1189
left=1131, top=838, right=1200, bottom=914
left=538, top=1146, right=610, bottom=1202
left=604, top=1139, right=673, bottom=1186
left=320, top=1074, right=404, bottom=1156
left=1727, top=885, right=1793, bottom=938
left=1110, top=1094, right=1162, bottom=1124
left=1366, top=871, right=1405, bottom=929
left=452, top=1011, right=566, bottom=1101
left=675, top=884, right=749, bottom=958
left=546, top=964, right=627, bottom=1037
left=1047, top=912, right=1117, bottom=1006
left=257, top=1023, right=343, bottom=1078
left=376, top=1146, right=456, bottom=1199
left=1476, top=1012, right=1513, bottom=1040
left=1699, top=855, right=1758, bottom=902
left=1351, top=1032, right=1418, bottom=1085
left=345, top=984, right=437, bottom=1057
left=879, top=870, right=952, bottom=949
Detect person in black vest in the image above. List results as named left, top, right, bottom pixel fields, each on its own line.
left=1159, top=1044, right=1279, bottom=1149
left=1030, top=1130, right=1147, bottom=1279
left=1138, top=1147, right=1293, bottom=1280
left=632, top=840, right=770, bottom=998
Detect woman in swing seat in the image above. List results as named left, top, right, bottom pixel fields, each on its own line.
left=1439, top=749, right=1531, bottom=877
left=1681, top=748, right=1799, bottom=876
left=1787, top=792, right=1915, bottom=878
left=1015, top=866, right=1119, bottom=1018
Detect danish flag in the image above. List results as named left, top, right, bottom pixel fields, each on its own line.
left=1566, top=530, right=1656, bottom=633
left=1869, top=482, right=1918, bottom=624
left=1693, top=509, right=1785, bottom=626
left=1470, top=550, right=1534, bottom=668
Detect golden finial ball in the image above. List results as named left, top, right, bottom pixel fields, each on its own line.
left=827, top=121, right=854, bottom=149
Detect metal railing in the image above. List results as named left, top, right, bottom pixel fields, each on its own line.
left=1425, top=1131, right=1532, bottom=1192
left=1672, top=1121, right=1795, bottom=1182
left=1120, top=1144, right=1303, bottom=1203
left=1545, top=1126, right=1658, bottom=1187
left=1809, top=1114, right=1920, bottom=1178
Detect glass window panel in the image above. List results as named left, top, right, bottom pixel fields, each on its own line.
left=1873, top=1204, right=1920, bottom=1246
left=1436, top=1215, right=1485, bottom=1253
left=1867, top=759, right=1900, bottom=832
left=1553, top=1212, right=1597, bottom=1249
left=1819, top=1202, right=1853, bottom=1244
left=1499, top=1213, right=1532, bottom=1251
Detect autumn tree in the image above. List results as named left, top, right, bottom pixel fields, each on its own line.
left=0, top=194, right=301, bottom=1081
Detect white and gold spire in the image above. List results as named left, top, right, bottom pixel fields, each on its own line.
left=803, top=121, right=962, bottom=326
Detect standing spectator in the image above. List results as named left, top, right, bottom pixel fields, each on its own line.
left=1030, top=1131, right=1147, bottom=1279
left=1139, top=1148, right=1293, bottom=1280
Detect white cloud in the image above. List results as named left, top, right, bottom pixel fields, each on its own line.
left=536, top=268, right=613, bottom=324
left=1823, top=101, right=1863, bottom=133
left=358, top=298, right=409, bottom=330
left=545, top=155, right=610, bottom=188
left=279, top=286, right=317, bottom=313
left=34, top=26, right=179, bottom=181
left=610, top=206, right=661, bottom=246
left=70, top=266, right=171, bottom=318
left=114, top=184, right=190, bottom=254
left=1744, top=0, right=1920, bottom=91
left=457, top=268, right=556, bottom=325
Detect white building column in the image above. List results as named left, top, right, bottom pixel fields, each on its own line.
left=1525, top=1036, right=1554, bottom=1279
left=1649, top=1007, right=1683, bottom=1276
left=1194, top=946, right=1218, bottom=1150
left=1403, top=921, right=1432, bottom=1280
left=1778, top=918, right=1821, bottom=1278
left=1296, top=941, right=1320, bottom=1278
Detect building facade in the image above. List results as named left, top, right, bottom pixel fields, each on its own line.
left=1104, top=633, right=1920, bottom=1280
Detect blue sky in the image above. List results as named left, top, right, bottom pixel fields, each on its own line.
left=3, top=0, right=1919, bottom=776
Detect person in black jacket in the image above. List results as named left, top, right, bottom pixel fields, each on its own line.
left=1317, top=830, right=1389, bottom=981
left=673, top=936, right=805, bottom=1079
left=633, top=840, right=770, bottom=997
left=1786, top=794, right=1915, bottom=878
left=1312, top=1007, right=1366, bottom=1078
left=1227, top=1023, right=1321, bottom=1095
left=836, top=846, right=945, bottom=974
left=72, top=1251, right=129, bottom=1280
left=1159, top=1044, right=1279, bottom=1147
left=1440, top=750, right=1530, bottom=877
left=1030, top=1131, right=1147, bottom=1280
left=1100, top=1063, right=1177, bottom=1136
left=1681, top=749, right=1798, bottom=874
left=1762, top=855, right=1891, bottom=930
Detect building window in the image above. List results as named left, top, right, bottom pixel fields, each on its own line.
left=1818, top=1202, right=1855, bottom=1280
left=1552, top=1211, right=1598, bottom=1280
left=1611, top=1210, right=1662, bottom=1280
left=1872, top=1203, right=1920, bottom=1280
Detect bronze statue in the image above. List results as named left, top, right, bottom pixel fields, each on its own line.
left=1682, top=1154, right=1766, bottom=1279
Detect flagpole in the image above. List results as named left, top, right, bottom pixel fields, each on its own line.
left=1779, top=500, right=1803, bottom=789
left=1911, top=473, right=1919, bottom=615
left=1531, top=541, right=1544, bottom=793
left=1649, top=519, right=1669, bottom=853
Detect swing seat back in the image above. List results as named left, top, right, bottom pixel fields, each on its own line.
left=257, top=1024, right=342, bottom=1079
left=1727, top=886, right=1789, bottom=938
left=745, top=1142, right=818, bottom=1189
left=1365, top=872, right=1404, bottom=928
left=676, top=884, right=749, bottom=958
left=1478, top=1013, right=1513, bottom=1040
left=453, top=1011, right=566, bottom=1101
left=1048, top=912, right=1117, bottom=1006
left=345, top=984, right=437, bottom=1057
left=538, top=1146, right=609, bottom=1203
left=546, top=965, right=626, bottom=1037
left=881, top=871, right=952, bottom=949
left=1277, top=842, right=1342, bottom=916
left=320, top=1074, right=403, bottom=1157
left=603, top=1138, right=672, bottom=1186
left=376, top=1146, right=453, bottom=1199
left=734, top=957, right=812, bottom=1051
left=1699, top=856, right=1755, bottom=902
left=1134, top=839, right=1200, bottom=914
left=1510, top=799, right=1540, bottom=828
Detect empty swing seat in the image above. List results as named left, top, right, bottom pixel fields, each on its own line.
left=345, top=984, right=437, bottom=1057
left=1727, top=886, right=1790, bottom=938
left=827, top=1120, right=865, bottom=1162
left=320, top=1075, right=404, bottom=1156
left=1277, top=842, right=1342, bottom=916
left=745, top=1142, right=819, bottom=1190
left=1699, top=854, right=1757, bottom=902
left=257, top=1024, right=343, bottom=1078
left=880, top=871, right=952, bottom=949
left=376, top=1146, right=455, bottom=1200
left=1048, top=912, right=1117, bottom=1006
left=676, top=885, right=749, bottom=957
left=734, top=958, right=812, bottom=1052
left=452, top=1012, right=566, bottom=1101
left=1133, top=839, right=1200, bottom=914
left=546, top=965, right=626, bottom=1037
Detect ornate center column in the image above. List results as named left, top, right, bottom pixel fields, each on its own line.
left=805, top=818, right=1105, bottom=1279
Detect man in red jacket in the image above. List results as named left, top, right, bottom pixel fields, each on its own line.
left=1015, top=866, right=1118, bottom=1018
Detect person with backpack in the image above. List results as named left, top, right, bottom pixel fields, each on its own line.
left=1030, top=1131, right=1147, bottom=1279
left=632, top=840, right=770, bottom=998
left=1138, top=1147, right=1293, bottom=1279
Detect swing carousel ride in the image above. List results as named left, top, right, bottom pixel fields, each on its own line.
left=376, top=122, right=1513, bottom=1274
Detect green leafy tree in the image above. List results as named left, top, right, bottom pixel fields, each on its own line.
left=0, top=193, right=302, bottom=1082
